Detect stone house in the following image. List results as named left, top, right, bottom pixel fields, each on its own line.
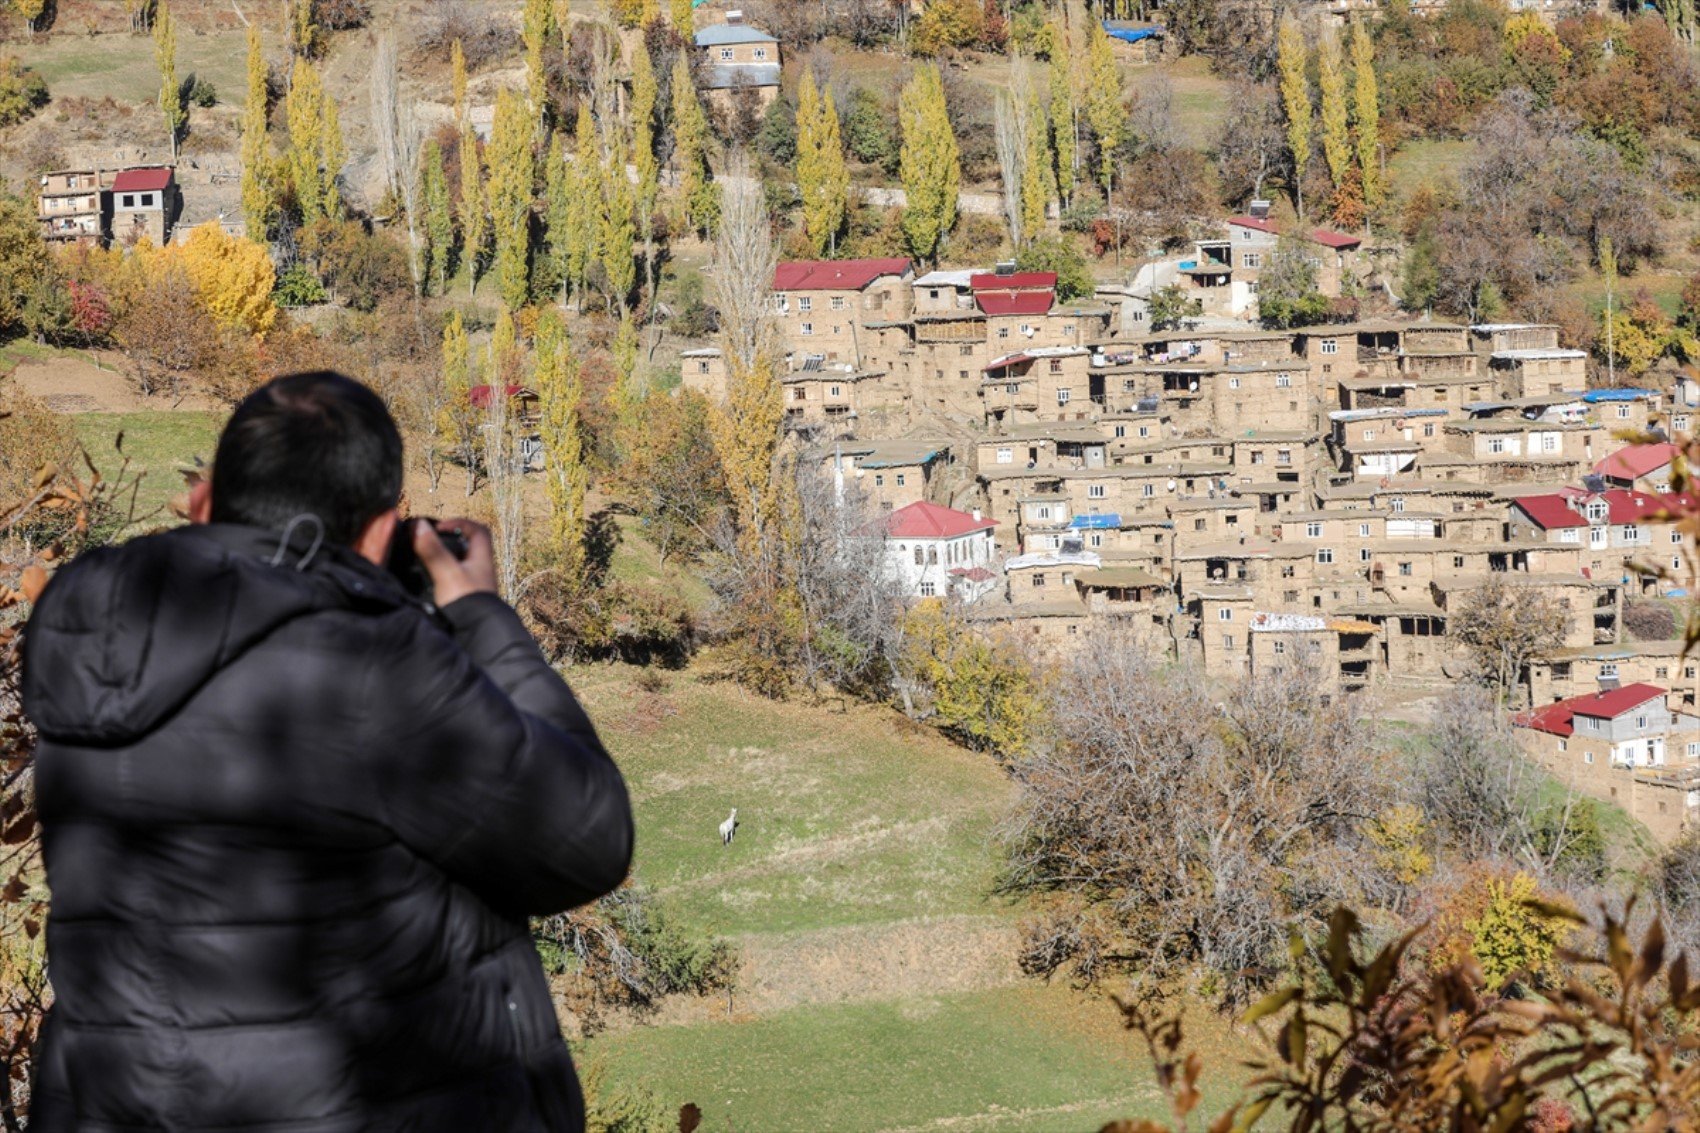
left=1594, top=441, right=1679, bottom=493
left=37, top=168, right=111, bottom=245
left=111, top=166, right=176, bottom=246
left=981, top=348, right=1094, bottom=426
left=824, top=439, right=954, bottom=512
left=773, top=257, right=913, bottom=369
left=695, top=15, right=781, bottom=115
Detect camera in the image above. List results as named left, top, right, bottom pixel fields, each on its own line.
left=386, top=518, right=469, bottom=598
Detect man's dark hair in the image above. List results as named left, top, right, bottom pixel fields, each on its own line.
left=211, top=371, right=403, bottom=545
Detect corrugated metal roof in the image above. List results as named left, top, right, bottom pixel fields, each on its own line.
left=695, top=24, right=778, bottom=45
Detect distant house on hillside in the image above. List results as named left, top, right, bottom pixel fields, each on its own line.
left=869, top=500, right=999, bottom=601
left=1177, top=213, right=1363, bottom=320
left=1595, top=442, right=1679, bottom=493
left=37, top=169, right=112, bottom=246
left=111, top=166, right=177, bottom=246
left=695, top=11, right=781, bottom=115
left=772, top=257, right=914, bottom=368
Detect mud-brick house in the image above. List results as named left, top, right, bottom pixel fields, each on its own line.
left=37, top=169, right=111, bottom=245
left=695, top=13, right=781, bottom=115
left=110, top=166, right=177, bottom=246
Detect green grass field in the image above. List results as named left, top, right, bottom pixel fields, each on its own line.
left=71, top=410, right=223, bottom=524
left=1386, top=138, right=1475, bottom=202
left=27, top=29, right=251, bottom=107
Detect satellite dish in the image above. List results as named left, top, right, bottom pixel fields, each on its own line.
left=1167, top=479, right=1177, bottom=491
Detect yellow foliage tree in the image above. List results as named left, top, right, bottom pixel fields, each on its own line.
left=1350, top=21, right=1382, bottom=214
left=240, top=26, right=275, bottom=240
left=1277, top=15, right=1312, bottom=218
left=173, top=223, right=278, bottom=336
left=899, top=600, right=1043, bottom=757
left=533, top=308, right=587, bottom=583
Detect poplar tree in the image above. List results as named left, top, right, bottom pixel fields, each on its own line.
left=154, top=1, right=185, bottom=161
left=899, top=64, right=960, bottom=268
left=523, top=0, right=555, bottom=124
left=14, top=0, right=45, bottom=35
left=439, top=311, right=480, bottom=496
left=540, top=132, right=572, bottom=302
left=487, top=89, right=537, bottom=313
left=287, top=0, right=315, bottom=58
left=600, top=131, right=638, bottom=314
left=1047, top=45, right=1077, bottom=206
left=797, top=70, right=850, bottom=256
left=1351, top=21, right=1382, bottom=215
left=454, top=41, right=490, bottom=291
left=421, top=140, right=455, bottom=294
left=491, top=304, right=519, bottom=380
left=1083, top=20, right=1125, bottom=198
left=534, top=307, right=588, bottom=584
left=671, top=0, right=694, bottom=35
left=671, top=54, right=718, bottom=236
left=565, top=103, right=600, bottom=308
left=1318, top=31, right=1350, bottom=192
left=631, top=43, right=661, bottom=306
left=240, top=25, right=275, bottom=241
left=611, top=310, right=642, bottom=429
left=1276, top=15, right=1312, bottom=219
left=286, top=59, right=342, bottom=224
left=1021, top=81, right=1052, bottom=240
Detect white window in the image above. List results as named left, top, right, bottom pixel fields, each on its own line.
left=1088, top=484, right=1106, bottom=499
left=1677, top=416, right=1691, bottom=432
left=829, top=385, right=841, bottom=397
left=1488, top=437, right=1506, bottom=455
left=1689, top=743, right=1700, bottom=758
left=1019, top=324, right=1034, bottom=335
left=720, top=47, right=734, bottom=60
left=1363, top=429, right=1375, bottom=441
left=1219, top=607, right=1233, bottom=621
left=1114, top=425, right=1126, bottom=438
left=1561, top=529, right=1579, bottom=543
left=1585, top=751, right=1594, bottom=764
left=1057, top=389, right=1071, bottom=405
left=1588, top=502, right=1608, bottom=522
left=1390, top=498, right=1405, bottom=513
left=1244, top=253, right=1261, bottom=268
left=1320, top=339, right=1338, bottom=355
left=895, top=474, right=907, bottom=487
left=1618, top=405, right=1632, bottom=419
left=875, top=474, right=885, bottom=487
left=798, top=297, right=812, bottom=312
left=1316, top=548, right=1335, bottom=564
left=1273, top=639, right=1285, bottom=654
left=1358, top=523, right=1371, bottom=537
left=1601, top=662, right=1619, bottom=678
left=1305, top=522, right=1323, bottom=538
left=1276, top=374, right=1292, bottom=388
left=754, top=47, right=768, bottom=60
left=801, top=323, right=814, bottom=336
left=1637, top=715, right=1650, bottom=730
left=1138, top=426, right=1151, bottom=438
left=996, top=447, right=1013, bottom=464
left=1675, top=531, right=1686, bottom=544
left=1229, top=377, right=1241, bottom=389
left=1623, top=525, right=1640, bottom=541
left=1036, top=506, right=1052, bottom=520
left=919, top=581, right=936, bottom=597
left=1359, top=548, right=1372, bottom=562
left=1142, top=484, right=1155, bottom=497
left=831, top=296, right=846, bottom=310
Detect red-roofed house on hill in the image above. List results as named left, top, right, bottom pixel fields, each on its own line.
left=870, top=500, right=999, bottom=601
left=772, top=258, right=914, bottom=368
left=1514, top=682, right=1700, bottom=843
left=1595, top=442, right=1680, bottom=493
left=1179, top=214, right=1364, bottom=319
left=110, top=166, right=177, bottom=246
left=1508, top=488, right=1697, bottom=591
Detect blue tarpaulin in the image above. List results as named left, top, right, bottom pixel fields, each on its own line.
left=1105, top=24, right=1163, bottom=43
left=1582, top=388, right=1656, bottom=402
left=1070, top=514, right=1121, bottom=530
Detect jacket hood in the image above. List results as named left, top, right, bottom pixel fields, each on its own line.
left=21, top=524, right=407, bottom=746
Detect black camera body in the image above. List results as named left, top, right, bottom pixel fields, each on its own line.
left=386, top=519, right=469, bottom=599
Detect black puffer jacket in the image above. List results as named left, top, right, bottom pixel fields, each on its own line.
left=19, top=523, right=633, bottom=1132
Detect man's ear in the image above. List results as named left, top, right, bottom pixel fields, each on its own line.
left=187, top=479, right=213, bottom=525
left=353, top=508, right=401, bottom=568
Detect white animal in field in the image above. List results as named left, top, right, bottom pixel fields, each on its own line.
left=719, top=808, right=738, bottom=846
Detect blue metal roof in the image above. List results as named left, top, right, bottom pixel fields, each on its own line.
left=696, top=24, right=778, bottom=46
left=1069, top=514, right=1121, bottom=530
left=1104, top=23, right=1164, bottom=42
left=1582, top=388, right=1656, bottom=402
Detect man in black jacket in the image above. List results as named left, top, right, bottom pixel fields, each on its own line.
left=20, top=371, right=633, bottom=1132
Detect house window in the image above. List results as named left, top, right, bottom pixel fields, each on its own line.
left=829, top=385, right=841, bottom=397
left=1454, top=556, right=1465, bottom=569
left=798, top=297, right=812, bottom=312
left=1623, top=525, right=1640, bottom=540
left=801, top=323, right=814, bottom=335
left=1032, top=573, right=1046, bottom=587
left=1320, top=339, right=1338, bottom=355
left=1251, top=451, right=1265, bottom=465
left=1142, top=484, right=1155, bottom=497
left=1585, top=751, right=1594, bottom=764
left=996, top=447, right=1013, bottom=464
left=1398, top=562, right=1412, bottom=576
left=1675, top=531, right=1685, bottom=544
left=1277, top=449, right=1292, bottom=465
left=1601, top=662, right=1619, bottom=678
left=1316, top=548, right=1335, bottom=564
left=1618, top=406, right=1631, bottom=419
left=121, top=194, right=135, bottom=208
left=1561, top=529, right=1579, bottom=543
left=1049, top=359, right=1064, bottom=374
left=895, top=474, right=907, bottom=487
left=830, top=296, right=846, bottom=310
left=1037, top=506, right=1051, bottom=519
left=720, top=47, right=734, bottom=60
left=697, top=361, right=711, bottom=374
left=1488, top=437, right=1506, bottom=455
left=1588, top=502, right=1608, bottom=522
left=1659, top=667, right=1671, bottom=680
left=875, top=474, right=885, bottom=486
left=1423, top=423, right=1435, bottom=437
left=1219, top=608, right=1233, bottom=621
left=1359, top=548, right=1372, bottom=562
left=1138, top=426, right=1151, bottom=438
left=1114, top=425, right=1126, bottom=438
left=140, top=193, right=154, bottom=207
left=1057, top=389, right=1071, bottom=405
left=1358, top=523, right=1371, bottom=537
left=754, top=47, right=768, bottom=60
left=1195, top=518, right=1207, bottom=531
left=919, top=581, right=935, bottom=597
left=998, top=327, right=1010, bottom=338
left=1390, top=498, right=1405, bottom=513
left=960, top=345, right=974, bottom=356
left=1363, top=429, right=1374, bottom=441
left=1229, top=378, right=1241, bottom=389
left=1273, top=639, right=1286, bottom=654
left=1222, top=633, right=1234, bottom=649
left=1638, top=715, right=1649, bottom=730
left=793, top=388, right=807, bottom=401
left=912, top=546, right=922, bottom=564
left=1088, top=484, right=1106, bottom=499
left=1305, top=522, right=1323, bottom=538
left=1276, top=374, right=1291, bottom=388
left=1244, top=253, right=1261, bottom=268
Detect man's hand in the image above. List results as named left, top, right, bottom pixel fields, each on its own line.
left=413, top=518, right=499, bottom=608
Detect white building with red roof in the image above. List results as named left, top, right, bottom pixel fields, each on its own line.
left=1508, top=487, right=1696, bottom=591
left=1514, top=681, right=1700, bottom=843
left=872, top=500, right=999, bottom=601
left=1175, top=214, right=1364, bottom=320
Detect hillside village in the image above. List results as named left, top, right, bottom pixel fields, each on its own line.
left=14, top=0, right=1700, bottom=1125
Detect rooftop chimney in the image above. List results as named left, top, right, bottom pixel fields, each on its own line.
left=971, top=508, right=982, bottom=522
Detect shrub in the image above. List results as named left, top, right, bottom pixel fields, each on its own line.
left=316, top=0, right=370, bottom=30
left=0, top=58, right=49, bottom=129
left=842, top=88, right=897, bottom=173
left=186, top=77, right=217, bottom=108
left=911, top=0, right=984, bottom=56
left=1015, top=235, right=1094, bottom=302
left=273, top=262, right=329, bottom=307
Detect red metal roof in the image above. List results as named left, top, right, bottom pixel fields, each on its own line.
left=881, top=501, right=997, bottom=539
left=1594, top=442, right=1678, bottom=482
left=111, top=167, right=173, bottom=193
left=773, top=258, right=910, bottom=291
left=1511, top=493, right=1589, bottom=530
left=977, top=291, right=1054, bottom=317
left=1227, top=215, right=1360, bottom=250
left=969, top=271, right=1056, bottom=291
left=1513, top=487, right=1698, bottom=528
left=1515, top=683, right=1668, bottom=735
left=468, top=384, right=535, bottom=408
